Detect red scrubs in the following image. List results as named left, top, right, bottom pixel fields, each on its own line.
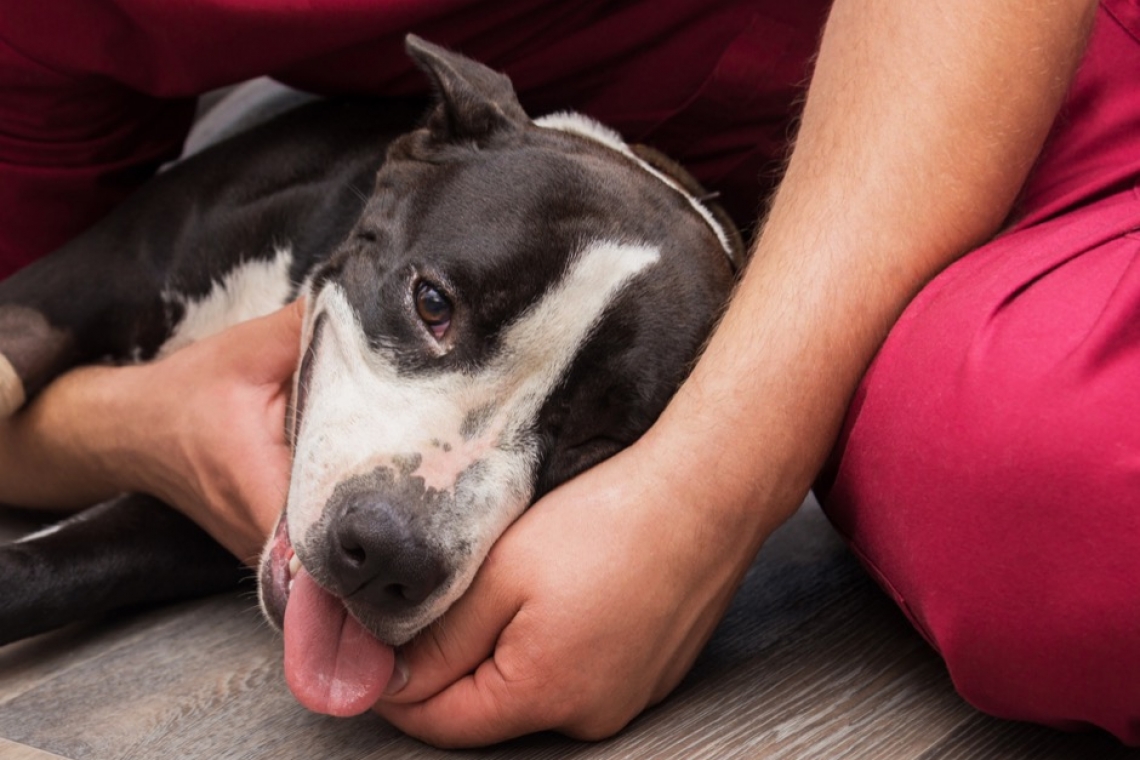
left=820, top=3, right=1140, bottom=744
left=1, top=0, right=1136, bottom=744
left=0, top=0, right=829, bottom=278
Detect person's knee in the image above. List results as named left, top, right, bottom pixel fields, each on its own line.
left=843, top=368, right=1140, bottom=743
left=929, top=553, right=1140, bottom=744
left=823, top=261, right=1140, bottom=744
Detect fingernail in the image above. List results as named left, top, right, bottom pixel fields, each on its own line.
left=385, top=653, right=409, bottom=696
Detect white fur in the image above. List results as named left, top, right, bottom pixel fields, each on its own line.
left=159, top=246, right=294, bottom=356
left=287, top=238, right=660, bottom=640
left=535, top=111, right=631, bottom=155
left=15, top=523, right=63, bottom=544
left=535, top=112, right=735, bottom=260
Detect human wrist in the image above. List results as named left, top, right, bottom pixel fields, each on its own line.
left=65, top=363, right=153, bottom=498
left=102, top=360, right=200, bottom=511
left=630, top=414, right=787, bottom=578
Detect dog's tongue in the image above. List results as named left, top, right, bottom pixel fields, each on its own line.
left=284, top=569, right=395, bottom=717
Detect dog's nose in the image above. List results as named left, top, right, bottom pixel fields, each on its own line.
left=325, top=497, right=448, bottom=614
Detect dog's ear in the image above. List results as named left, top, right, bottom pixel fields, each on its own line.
left=405, top=34, right=529, bottom=142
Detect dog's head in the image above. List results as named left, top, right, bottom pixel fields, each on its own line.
left=259, top=37, right=741, bottom=658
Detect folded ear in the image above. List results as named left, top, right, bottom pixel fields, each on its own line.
left=405, top=34, right=530, bottom=143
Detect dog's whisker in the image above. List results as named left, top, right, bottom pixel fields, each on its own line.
left=348, top=183, right=370, bottom=206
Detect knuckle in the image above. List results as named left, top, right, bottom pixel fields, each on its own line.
left=549, top=682, right=638, bottom=740
left=536, top=691, right=579, bottom=728
left=378, top=704, right=465, bottom=749
left=562, top=708, right=635, bottom=742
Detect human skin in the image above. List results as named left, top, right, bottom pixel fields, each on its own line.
left=0, top=0, right=1099, bottom=747
left=0, top=300, right=302, bottom=565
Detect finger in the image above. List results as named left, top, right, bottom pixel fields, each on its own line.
left=376, top=655, right=550, bottom=749
left=201, top=448, right=290, bottom=564
left=233, top=448, right=292, bottom=562
left=254, top=296, right=306, bottom=381
left=228, top=297, right=306, bottom=383
left=379, top=552, right=521, bottom=705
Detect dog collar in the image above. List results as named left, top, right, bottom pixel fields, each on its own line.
left=534, top=112, right=738, bottom=269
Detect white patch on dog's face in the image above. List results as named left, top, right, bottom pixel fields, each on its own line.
left=286, top=239, right=659, bottom=640
left=159, top=246, right=294, bottom=356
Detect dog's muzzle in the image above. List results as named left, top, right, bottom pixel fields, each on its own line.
left=312, top=474, right=452, bottom=614
left=259, top=473, right=457, bottom=641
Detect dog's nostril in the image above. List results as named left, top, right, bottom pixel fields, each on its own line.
left=341, top=542, right=367, bottom=566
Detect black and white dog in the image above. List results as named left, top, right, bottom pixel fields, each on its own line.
left=0, top=37, right=742, bottom=713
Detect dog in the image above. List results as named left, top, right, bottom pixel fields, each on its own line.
left=0, top=36, right=743, bottom=715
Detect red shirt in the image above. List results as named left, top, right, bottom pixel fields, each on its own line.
left=0, top=0, right=832, bottom=278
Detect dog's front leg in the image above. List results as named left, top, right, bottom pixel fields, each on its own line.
left=0, top=493, right=246, bottom=645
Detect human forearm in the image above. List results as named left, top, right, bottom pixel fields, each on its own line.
left=0, top=302, right=302, bottom=564
left=0, top=365, right=132, bottom=509
left=644, top=0, right=1097, bottom=545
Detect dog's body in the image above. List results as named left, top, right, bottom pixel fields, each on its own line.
left=0, top=38, right=742, bottom=715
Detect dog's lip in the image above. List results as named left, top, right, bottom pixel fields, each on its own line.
left=260, top=517, right=299, bottom=630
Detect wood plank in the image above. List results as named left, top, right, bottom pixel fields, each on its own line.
left=0, top=511, right=254, bottom=711
left=2, top=500, right=1127, bottom=759
left=553, top=575, right=973, bottom=759
left=0, top=738, right=73, bottom=760
left=0, top=605, right=199, bottom=710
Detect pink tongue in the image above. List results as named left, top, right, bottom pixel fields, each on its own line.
left=284, top=570, right=395, bottom=717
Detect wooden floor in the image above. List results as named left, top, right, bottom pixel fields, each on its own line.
left=1, top=498, right=1134, bottom=760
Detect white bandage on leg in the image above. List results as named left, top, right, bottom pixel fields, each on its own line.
left=0, top=354, right=26, bottom=417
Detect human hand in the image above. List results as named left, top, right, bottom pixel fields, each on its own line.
left=373, top=432, right=773, bottom=747
left=113, top=299, right=304, bottom=564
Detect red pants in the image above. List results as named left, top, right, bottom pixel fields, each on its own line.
left=821, top=3, right=1140, bottom=744
left=2, top=0, right=1138, bottom=744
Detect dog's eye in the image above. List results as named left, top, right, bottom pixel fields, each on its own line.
left=415, top=281, right=452, bottom=338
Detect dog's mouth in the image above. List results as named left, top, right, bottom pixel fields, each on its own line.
left=259, top=517, right=294, bottom=629
left=260, top=518, right=397, bottom=717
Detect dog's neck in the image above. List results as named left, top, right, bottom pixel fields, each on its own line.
left=534, top=112, right=736, bottom=266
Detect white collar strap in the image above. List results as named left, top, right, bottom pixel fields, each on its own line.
left=534, top=112, right=737, bottom=267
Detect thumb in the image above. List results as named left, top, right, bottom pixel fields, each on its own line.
left=230, top=297, right=306, bottom=384
left=378, top=551, right=521, bottom=704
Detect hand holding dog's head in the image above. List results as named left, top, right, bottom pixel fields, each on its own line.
left=259, top=36, right=741, bottom=716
